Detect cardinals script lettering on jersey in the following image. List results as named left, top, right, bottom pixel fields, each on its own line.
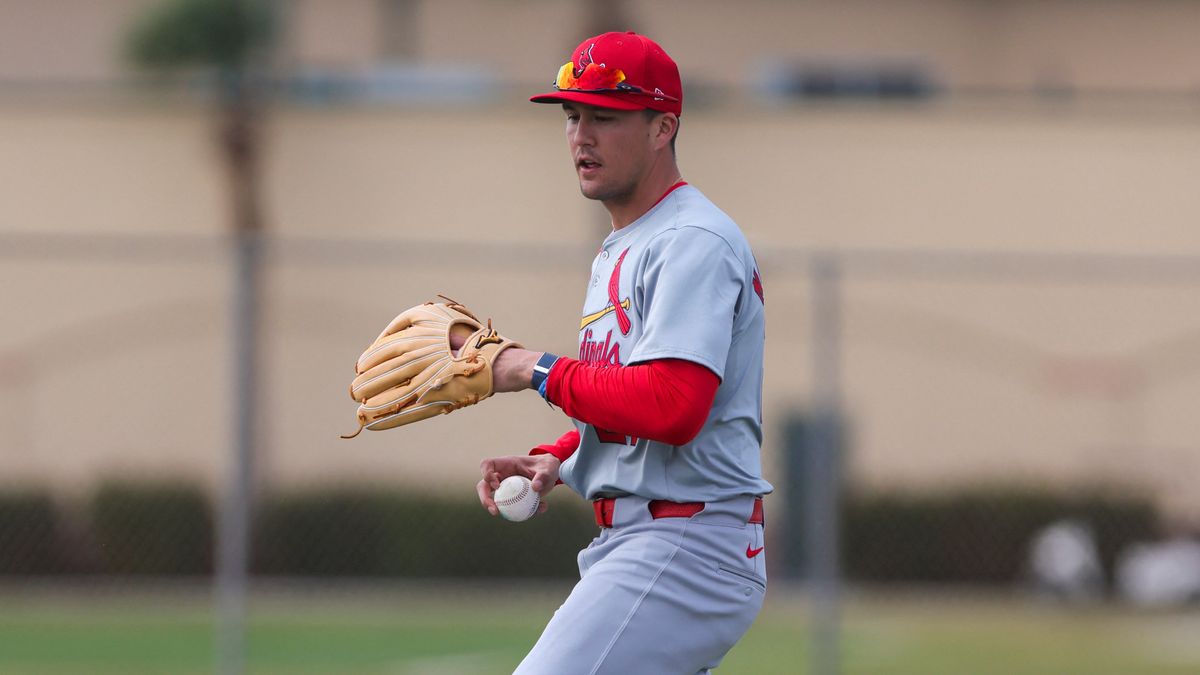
left=579, top=328, right=623, bottom=367
left=578, top=329, right=637, bottom=445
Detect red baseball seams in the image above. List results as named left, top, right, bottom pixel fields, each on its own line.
left=544, top=357, right=718, bottom=447
left=608, top=248, right=632, bottom=335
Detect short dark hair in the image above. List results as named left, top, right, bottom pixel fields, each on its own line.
left=644, top=109, right=679, bottom=156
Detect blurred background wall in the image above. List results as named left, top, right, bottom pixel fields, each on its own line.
left=6, top=0, right=1200, bottom=91
left=2, top=1, right=1200, bottom=673
left=3, top=0, right=1199, bottom=516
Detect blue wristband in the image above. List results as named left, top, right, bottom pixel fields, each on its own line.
left=531, top=352, right=560, bottom=401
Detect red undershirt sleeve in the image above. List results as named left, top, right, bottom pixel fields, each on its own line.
left=543, top=358, right=720, bottom=447
left=530, top=428, right=580, bottom=463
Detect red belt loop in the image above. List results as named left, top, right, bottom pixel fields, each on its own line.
left=593, top=498, right=616, bottom=528
left=748, top=497, right=764, bottom=526
left=593, top=497, right=764, bottom=529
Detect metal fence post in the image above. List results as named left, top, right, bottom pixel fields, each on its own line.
left=216, top=230, right=261, bottom=675
left=807, top=254, right=843, bottom=675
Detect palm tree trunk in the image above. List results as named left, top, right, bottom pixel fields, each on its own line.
left=220, top=94, right=261, bottom=234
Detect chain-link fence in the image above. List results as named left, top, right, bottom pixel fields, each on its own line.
left=2, top=81, right=1200, bottom=671
left=4, top=230, right=1200, bottom=672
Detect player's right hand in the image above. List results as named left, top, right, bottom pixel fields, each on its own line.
left=477, top=454, right=561, bottom=516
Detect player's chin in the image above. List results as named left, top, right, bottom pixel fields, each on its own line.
left=578, top=179, right=614, bottom=202
left=578, top=184, right=604, bottom=201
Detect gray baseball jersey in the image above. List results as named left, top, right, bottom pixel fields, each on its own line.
left=558, top=184, right=774, bottom=502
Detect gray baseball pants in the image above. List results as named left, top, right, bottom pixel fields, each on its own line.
left=514, top=495, right=766, bottom=675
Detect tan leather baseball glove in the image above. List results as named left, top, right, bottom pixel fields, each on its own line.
left=342, top=297, right=522, bottom=437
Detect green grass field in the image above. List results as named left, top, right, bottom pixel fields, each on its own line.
left=1, top=583, right=1197, bottom=674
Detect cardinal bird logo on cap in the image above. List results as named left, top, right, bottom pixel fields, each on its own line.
left=575, top=43, right=597, bottom=76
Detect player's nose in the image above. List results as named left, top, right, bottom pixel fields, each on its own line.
left=569, top=120, right=596, bottom=147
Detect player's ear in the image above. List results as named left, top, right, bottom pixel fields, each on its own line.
left=652, top=113, right=678, bottom=153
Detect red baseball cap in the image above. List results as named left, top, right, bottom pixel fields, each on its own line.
left=530, top=31, right=683, bottom=116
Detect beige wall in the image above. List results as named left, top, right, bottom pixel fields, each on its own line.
left=3, top=1, right=1200, bottom=93
left=0, top=0, right=152, bottom=81
left=284, top=0, right=382, bottom=70
left=6, top=102, right=1199, bottom=251
left=636, top=0, right=1200, bottom=92
left=2, top=99, right=1199, bottom=520
left=2, top=0, right=1199, bottom=517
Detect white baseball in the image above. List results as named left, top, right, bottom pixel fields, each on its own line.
left=493, top=475, right=539, bottom=522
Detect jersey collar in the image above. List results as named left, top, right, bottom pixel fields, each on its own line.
left=654, top=180, right=689, bottom=208
left=604, top=180, right=689, bottom=245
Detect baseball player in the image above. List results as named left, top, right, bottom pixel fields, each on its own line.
left=474, top=32, right=772, bottom=674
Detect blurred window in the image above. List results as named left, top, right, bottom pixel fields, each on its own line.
left=762, top=61, right=937, bottom=100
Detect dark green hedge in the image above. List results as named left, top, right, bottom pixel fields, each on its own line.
left=0, top=492, right=64, bottom=574
left=253, top=489, right=595, bottom=578
left=90, top=481, right=213, bottom=575
left=843, top=488, right=1158, bottom=585
left=0, top=482, right=1163, bottom=584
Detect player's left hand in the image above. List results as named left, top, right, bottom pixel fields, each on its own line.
left=450, top=331, right=541, bottom=393
left=477, top=454, right=561, bottom=516
left=344, top=298, right=523, bottom=435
